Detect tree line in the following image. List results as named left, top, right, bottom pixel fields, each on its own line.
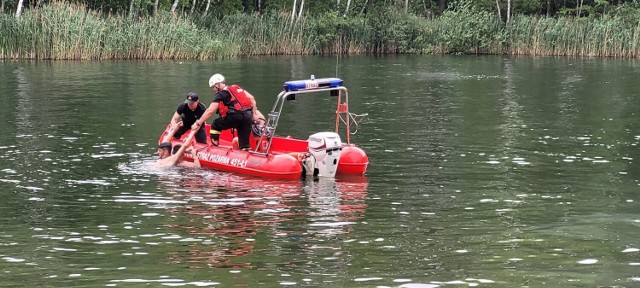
left=3, top=0, right=640, bottom=19
left=3, top=0, right=640, bottom=59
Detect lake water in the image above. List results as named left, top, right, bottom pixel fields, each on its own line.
left=1, top=55, right=639, bottom=287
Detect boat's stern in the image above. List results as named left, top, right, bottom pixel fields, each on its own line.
left=337, top=145, right=369, bottom=175
left=304, top=132, right=343, bottom=177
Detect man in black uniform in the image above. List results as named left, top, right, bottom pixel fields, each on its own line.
left=192, top=74, right=259, bottom=150
left=169, top=91, right=207, bottom=144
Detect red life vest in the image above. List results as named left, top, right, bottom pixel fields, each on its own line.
left=218, top=85, right=253, bottom=117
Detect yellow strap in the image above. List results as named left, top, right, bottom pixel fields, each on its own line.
left=210, top=129, right=221, bottom=135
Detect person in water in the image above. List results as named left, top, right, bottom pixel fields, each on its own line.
left=156, top=122, right=201, bottom=168
left=192, top=73, right=260, bottom=150
left=169, top=91, right=207, bottom=144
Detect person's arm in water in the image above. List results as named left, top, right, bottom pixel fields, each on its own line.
left=155, top=126, right=200, bottom=168
left=156, top=130, right=198, bottom=167
left=191, top=148, right=201, bottom=167
left=179, top=146, right=201, bottom=168
left=171, top=129, right=198, bottom=165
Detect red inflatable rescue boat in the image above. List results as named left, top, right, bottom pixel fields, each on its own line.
left=159, top=77, right=369, bottom=179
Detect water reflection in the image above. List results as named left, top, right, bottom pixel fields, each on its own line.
left=152, top=171, right=368, bottom=271
left=305, top=177, right=368, bottom=237
left=7, top=56, right=640, bottom=287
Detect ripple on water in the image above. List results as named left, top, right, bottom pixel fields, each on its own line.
left=354, top=277, right=383, bottom=282
left=109, top=279, right=220, bottom=286
left=398, top=284, right=440, bottom=288
left=3, top=257, right=25, bottom=263
left=577, top=259, right=598, bottom=264
left=66, top=179, right=113, bottom=186
left=91, top=153, right=126, bottom=159
left=111, top=195, right=185, bottom=205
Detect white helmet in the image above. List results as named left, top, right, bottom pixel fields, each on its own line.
left=209, top=73, right=225, bottom=87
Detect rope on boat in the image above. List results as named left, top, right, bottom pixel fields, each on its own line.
left=340, top=112, right=368, bottom=134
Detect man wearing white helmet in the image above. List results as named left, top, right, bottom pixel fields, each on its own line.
left=192, top=73, right=259, bottom=150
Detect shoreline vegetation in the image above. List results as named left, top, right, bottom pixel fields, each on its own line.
left=1, top=1, right=640, bottom=60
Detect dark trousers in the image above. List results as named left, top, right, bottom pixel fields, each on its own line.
left=211, top=110, right=253, bottom=149
left=174, top=122, right=207, bottom=144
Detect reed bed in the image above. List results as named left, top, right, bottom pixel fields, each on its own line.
left=0, top=2, right=225, bottom=59
left=506, top=15, right=640, bottom=58
left=2, top=2, right=640, bottom=59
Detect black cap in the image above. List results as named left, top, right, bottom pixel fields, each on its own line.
left=158, top=142, right=172, bottom=150
left=185, top=91, right=198, bottom=104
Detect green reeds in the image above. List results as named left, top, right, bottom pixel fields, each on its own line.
left=505, top=14, right=640, bottom=58
left=0, top=2, right=226, bottom=60
left=2, top=2, right=640, bottom=59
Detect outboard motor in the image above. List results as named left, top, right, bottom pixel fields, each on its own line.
left=303, top=132, right=342, bottom=177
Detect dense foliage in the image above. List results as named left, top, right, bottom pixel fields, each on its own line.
left=2, top=0, right=640, bottom=59
left=4, top=0, right=640, bottom=18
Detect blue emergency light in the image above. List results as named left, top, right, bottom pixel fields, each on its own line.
left=283, top=78, right=344, bottom=92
